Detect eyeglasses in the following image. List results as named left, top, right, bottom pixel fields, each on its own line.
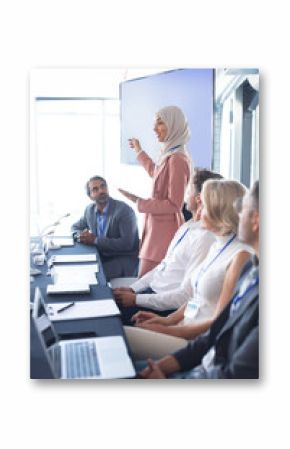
left=233, top=197, right=243, bottom=213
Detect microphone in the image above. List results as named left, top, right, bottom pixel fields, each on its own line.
left=31, top=213, right=71, bottom=258
left=40, top=213, right=71, bottom=236
left=40, top=213, right=71, bottom=253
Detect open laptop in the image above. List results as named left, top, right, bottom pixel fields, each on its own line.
left=32, top=287, right=135, bottom=379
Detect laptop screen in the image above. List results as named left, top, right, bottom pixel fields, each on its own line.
left=32, top=287, right=58, bottom=348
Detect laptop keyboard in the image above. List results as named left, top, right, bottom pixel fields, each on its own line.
left=49, top=345, right=62, bottom=378
left=65, top=341, right=101, bottom=379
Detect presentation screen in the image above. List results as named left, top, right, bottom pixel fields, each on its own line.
left=120, top=68, right=213, bottom=167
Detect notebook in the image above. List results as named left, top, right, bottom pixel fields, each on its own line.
left=51, top=264, right=99, bottom=285
left=47, top=283, right=90, bottom=295
left=109, top=277, right=137, bottom=289
left=32, top=288, right=135, bottom=379
left=47, top=299, right=120, bottom=321
left=50, top=237, right=74, bottom=247
left=50, top=254, right=97, bottom=264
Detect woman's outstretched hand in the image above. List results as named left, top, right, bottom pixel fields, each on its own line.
left=118, top=188, right=140, bottom=203
left=128, top=138, right=142, bottom=154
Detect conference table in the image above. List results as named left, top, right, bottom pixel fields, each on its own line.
left=30, top=236, right=133, bottom=379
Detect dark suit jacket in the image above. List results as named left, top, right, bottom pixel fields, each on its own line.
left=173, top=263, right=259, bottom=379
left=71, top=198, right=139, bottom=280
left=71, top=197, right=139, bottom=258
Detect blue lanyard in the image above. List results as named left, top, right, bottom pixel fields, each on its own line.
left=232, top=276, right=259, bottom=308
left=194, top=234, right=236, bottom=291
left=159, top=226, right=190, bottom=271
left=171, top=227, right=190, bottom=251
left=168, top=144, right=181, bottom=152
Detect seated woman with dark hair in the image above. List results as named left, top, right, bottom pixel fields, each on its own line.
left=124, top=179, right=254, bottom=361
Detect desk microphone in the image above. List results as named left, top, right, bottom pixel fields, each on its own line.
left=40, top=213, right=71, bottom=236
left=31, top=213, right=71, bottom=257
left=41, top=213, right=71, bottom=253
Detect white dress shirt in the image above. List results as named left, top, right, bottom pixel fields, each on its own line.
left=131, top=220, right=215, bottom=310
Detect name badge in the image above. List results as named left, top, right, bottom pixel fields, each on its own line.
left=184, top=300, right=199, bottom=322
left=157, top=261, right=167, bottom=272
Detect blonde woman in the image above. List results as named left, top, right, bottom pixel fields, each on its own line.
left=124, top=179, right=254, bottom=360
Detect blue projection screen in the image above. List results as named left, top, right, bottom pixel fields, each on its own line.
left=120, top=69, right=213, bottom=167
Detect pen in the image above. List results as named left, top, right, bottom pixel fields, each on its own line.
left=57, top=302, right=75, bottom=313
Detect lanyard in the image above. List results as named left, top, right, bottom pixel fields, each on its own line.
left=158, top=226, right=190, bottom=272
left=194, top=234, right=236, bottom=292
left=171, top=227, right=190, bottom=251
left=168, top=144, right=181, bottom=152
left=232, top=276, right=259, bottom=309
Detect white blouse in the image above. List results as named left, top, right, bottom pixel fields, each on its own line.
left=181, top=233, right=253, bottom=325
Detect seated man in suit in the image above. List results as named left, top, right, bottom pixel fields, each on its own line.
left=71, top=176, right=139, bottom=281
left=137, top=180, right=259, bottom=379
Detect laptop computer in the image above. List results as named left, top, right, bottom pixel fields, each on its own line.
left=32, top=287, right=135, bottom=379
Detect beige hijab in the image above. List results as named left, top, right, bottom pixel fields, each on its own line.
left=156, top=105, right=191, bottom=165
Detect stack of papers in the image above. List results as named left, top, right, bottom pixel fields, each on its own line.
left=50, top=237, right=74, bottom=247
left=47, top=299, right=120, bottom=321
left=51, top=264, right=99, bottom=285
left=109, top=277, right=137, bottom=289
left=51, top=254, right=97, bottom=263
left=47, top=283, right=90, bottom=295
left=30, top=267, right=42, bottom=276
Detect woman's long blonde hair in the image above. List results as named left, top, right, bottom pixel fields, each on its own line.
left=201, top=179, right=247, bottom=235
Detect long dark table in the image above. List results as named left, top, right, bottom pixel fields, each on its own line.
left=30, top=237, right=130, bottom=379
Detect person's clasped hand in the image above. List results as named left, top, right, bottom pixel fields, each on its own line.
left=113, top=287, right=136, bottom=307
left=131, top=310, right=158, bottom=325
left=131, top=311, right=167, bottom=326
left=137, top=359, right=166, bottom=379
left=79, top=230, right=96, bottom=245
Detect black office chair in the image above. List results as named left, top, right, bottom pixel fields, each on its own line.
left=182, top=203, right=192, bottom=222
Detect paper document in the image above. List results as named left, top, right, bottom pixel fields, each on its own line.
left=48, top=299, right=120, bottom=321
left=30, top=267, right=42, bottom=276
left=51, top=254, right=97, bottom=263
left=109, top=277, right=137, bottom=289
left=51, top=263, right=99, bottom=285
left=50, top=237, right=74, bottom=247
left=47, top=283, right=90, bottom=294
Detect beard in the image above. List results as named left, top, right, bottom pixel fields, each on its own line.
left=97, top=194, right=109, bottom=204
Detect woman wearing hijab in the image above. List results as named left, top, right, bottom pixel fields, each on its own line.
left=119, top=105, right=192, bottom=277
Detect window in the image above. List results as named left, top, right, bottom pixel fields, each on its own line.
left=250, top=105, right=259, bottom=184
left=217, top=73, right=259, bottom=186
left=30, top=98, right=119, bottom=234
left=30, top=96, right=149, bottom=236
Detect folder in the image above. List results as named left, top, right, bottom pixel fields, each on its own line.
left=47, top=299, right=120, bottom=321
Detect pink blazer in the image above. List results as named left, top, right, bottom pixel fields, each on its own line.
left=136, top=150, right=191, bottom=263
